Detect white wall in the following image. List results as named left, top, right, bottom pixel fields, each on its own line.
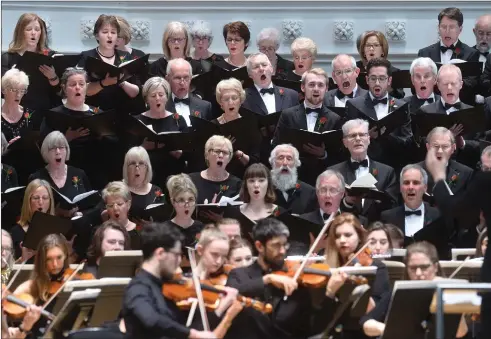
left=1, top=1, right=489, bottom=71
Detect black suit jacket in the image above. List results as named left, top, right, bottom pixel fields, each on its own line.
left=346, top=93, right=413, bottom=168
left=274, top=180, right=318, bottom=215
left=380, top=202, right=440, bottom=235
left=403, top=94, right=442, bottom=113
left=323, top=87, right=368, bottom=107
left=242, top=85, right=299, bottom=115
left=482, top=54, right=491, bottom=97
left=165, top=93, right=213, bottom=123
left=417, top=159, right=473, bottom=195
left=301, top=208, right=368, bottom=228
left=328, top=158, right=398, bottom=222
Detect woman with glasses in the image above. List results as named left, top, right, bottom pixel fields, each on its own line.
left=2, top=13, right=61, bottom=111
left=10, top=179, right=55, bottom=261
left=215, top=21, right=250, bottom=70
left=256, top=28, right=294, bottom=78
left=150, top=21, right=201, bottom=77
left=122, top=146, right=165, bottom=222
left=134, top=77, right=187, bottom=188
left=283, top=37, right=317, bottom=81
left=189, top=135, right=242, bottom=208
left=189, top=20, right=225, bottom=64
left=101, top=181, right=140, bottom=250
left=211, top=78, right=260, bottom=178
left=357, top=31, right=404, bottom=99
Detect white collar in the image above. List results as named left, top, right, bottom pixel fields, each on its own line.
left=369, top=92, right=389, bottom=102
left=416, top=93, right=435, bottom=100
left=404, top=202, right=424, bottom=212
left=304, top=101, right=323, bottom=110
left=350, top=156, right=369, bottom=164
left=440, top=97, right=461, bottom=107
left=172, top=93, right=189, bottom=101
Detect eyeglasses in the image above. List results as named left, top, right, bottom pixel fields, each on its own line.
left=430, top=144, right=452, bottom=151
left=6, top=88, right=28, bottom=94
left=317, top=187, right=343, bottom=196
left=365, top=43, right=381, bottom=49
left=171, top=76, right=191, bottom=83
left=31, top=196, right=50, bottom=201
left=173, top=199, right=196, bottom=207
left=408, top=264, right=432, bottom=272
left=345, top=132, right=369, bottom=141
left=367, top=76, right=389, bottom=83
left=439, top=24, right=460, bottom=32
left=226, top=38, right=243, bottom=44
left=169, top=37, right=186, bottom=44
left=333, top=68, right=355, bottom=77
left=128, top=161, right=147, bottom=168
left=193, top=36, right=210, bottom=42
left=106, top=202, right=127, bottom=209
left=294, top=55, right=312, bottom=61
left=259, top=46, right=276, bottom=53
left=209, top=149, right=231, bottom=157
left=268, top=242, right=290, bottom=251
left=2, top=246, right=13, bottom=253
left=48, top=146, right=66, bottom=151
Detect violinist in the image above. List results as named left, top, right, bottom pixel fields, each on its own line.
left=84, top=220, right=131, bottom=277
left=121, top=222, right=217, bottom=339
left=227, top=238, right=253, bottom=268
left=323, top=213, right=390, bottom=339
left=1, top=302, right=42, bottom=339
left=225, top=218, right=347, bottom=339
left=362, top=241, right=470, bottom=338
left=2, top=230, right=15, bottom=285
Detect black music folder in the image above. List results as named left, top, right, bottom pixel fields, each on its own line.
left=52, top=189, right=101, bottom=211
left=6, top=130, right=41, bottom=153
left=84, top=54, right=150, bottom=81
left=142, top=202, right=174, bottom=222
left=239, top=106, right=282, bottom=127
left=436, top=61, right=483, bottom=77
left=404, top=217, right=450, bottom=260
left=272, top=78, right=302, bottom=93
left=279, top=128, right=343, bottom=153
left=194, top=202, right=243, bottom=224
left=412, top=106, right=487, bottom=136
left=277, top=212, right=323, bottom=255
left=391, top=70, right=412, bottom=89
left=16, top=51, right=82, bottom=78
left=44, top=109, right=119, bottom=137
left=1, top=186, right=26, bottom=212
left=23, top=211, right=72, bottom=250
left=353, top=102, right=410, bottom=135
left=325, top=106, right=347, bottom=118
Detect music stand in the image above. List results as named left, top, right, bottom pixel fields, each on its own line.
left=451, top=248, right=476, bottom=261
left=97, top=250, right=143, bottom=278
left=43, top=289, right=100, bottom=339
left=382, top=261, right=406, bottom=287
left=52, top=278, right=130, bottom=326
left=381, top=280, right=466, bottom=339
left=383, top=248, right=407, bottom=262
left=439, top=261, right=482, bottom=282
left=336, top=266, right=377, bottom=304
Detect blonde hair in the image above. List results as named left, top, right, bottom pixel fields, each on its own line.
left=197, top=228, right=229, bottom=250
left=300, top=67, right=329, bottom=85
left=19, top=179, right=55, bottom=227
left=1, top=68, right=29, bottom=90
left=142, top=77, right=171, bottom=103
left=8, top=13, right=48, bottom=54
left=102, top=181, right=132, bottom=202
left=166, top=174, right=197, bottom=201
left=215, top=78, right=246, bottom=103
left=115, top=16, right=132, bottom=45
left=162, top=21, right=191, bottom=59
left=40, top=131, right=71, bottom=163
left=204, top=135, right=233, bottom=163
left=122, top=146, right=153, bottom=186
left=291, top=37, right=317, bottom=58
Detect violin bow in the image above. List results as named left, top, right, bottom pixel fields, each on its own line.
left=449, top=256, right=471, bottom=279
left=5, top=258, right=29, bottom=292
left=42, top=261, right=85, bottom=310
left=284, top=212, right=337, bottom=301
left=187, top=247, right=210, bottom=331
left=343, top=241, right=371, bottom=267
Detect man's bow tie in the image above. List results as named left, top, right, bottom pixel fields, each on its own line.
left=444, top=102, right=461, bottom=110
left=260, top=88, right=274, bottom=95
left=419, top=97, right=434, bottom=104
left=306, top=107, right=322, bottom=114
left=322, top=213, right=330, bottom=221
left=336, top=90, right=354, bottom=100
left=482, top=51, right=489, bottom=57
left=405, top=209, right=422, bottom=217
left=350, top=159, right=368, bottom=170
left=440, top=45, right=456, bottom=53
left=174, top=97, right=190, bottom=105
left=372, top=97, right=388, bottom=105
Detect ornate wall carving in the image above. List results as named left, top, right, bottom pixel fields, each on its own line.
left=385, top=21, right=406, bottom=41
left=333, top=21, right=354, bottom=42
left=130, top=20, right=151, bottom=41
left=282, top=20, right=303, bottom=41
left=80, top=19, right=96, bottom=40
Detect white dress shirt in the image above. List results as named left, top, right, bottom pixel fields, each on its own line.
left=440, top=97, right=461, bottom=115
left=304, top=102, right=321, bottom=132
left=255, top=83, right=276, bottom=114
left=440, top=42, right=454, bottom=64
left=404, top=202, right=425, bottom=237
left=417, top=93, right=436, bottom=107
left=369, top=92, right=390, bottom=120
left=172, top=93, right=191, bottom=126
left=352, top=157, right=369, bottom=207
left=334, top=85, right=359, bottom=107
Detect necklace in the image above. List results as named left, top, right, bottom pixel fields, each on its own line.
left=96, top=47, right=115, bottom=59
left=225, top=57, right=246, bottom=68
left=49, top=165, right=67, bottom=179
left=205, top=169, right=228, bottom=181
left=219, top=113, right=240, bottom=124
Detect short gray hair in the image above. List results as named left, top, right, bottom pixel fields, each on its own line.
left=123, top=146, right=153, bottom=185
left=269, top=144, right=301, bottom=168
left=316, top=170, right=346, bottom=192
left=1, top=133, right=8, bottom=156
left=437, top=64, right=462, bottom=82
left=256, top=27, right=280, bottom=49
left=246, top=52, right=271, bottom=74
left=142, top=76, right=171, bottom=102
left=215, top=78, right=246, bottom=103
left=166, top=57, right=193, bottom=78
left=41, top=131, right=70, bottom=162
left=409, top=57, right=438, bottom=77
left=1, top=68, right=29, bottom=90
left=426, top=126, right=455, bottom=144
left=190, top=20, right=214, bottom=45
left=342, top=119, right=369, bottom=136
left=482, top=145, right=491, bottom=157
left=331, top=54, right=357, bottom=70
left=400, top=164, right=428, bottom=186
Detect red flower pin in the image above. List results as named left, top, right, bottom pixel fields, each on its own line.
left=173, top=113, right=180, bottom=126
left=273, top=207, right=280, bottom=217
left=279, top=88, right=284, bottom=96
left=455, top=47, right=461, bottom=55
left=449, top=174, right=459, bottom=186
left=90, top=107, right=100, bottom=114
left=319, top=117, right=327, bottom=125
left=136, top=224, right=143, bottom=232
left=4, top=168, right=13, bottom=182
left=295, top=183, right=301, bottom=190
left=42, top=49, right=50, bottom=56
left=72, top=176, right=80, bottom=189
left=24, top=111, right=32, bottom=125
left=193, top=111, right=200, bottom=117
left=155, top=190, right=162, bottom=197
left=389, top=99, right=395, bottom=106
left=372, top=168, right=378, bottom=176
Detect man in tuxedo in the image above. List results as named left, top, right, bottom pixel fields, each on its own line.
left=165, top=58, right=213, bottom=126
left=324, top=54, right=367, bottom=107
left=380, top=164, right=441, bottom=247
left=269, top=144, right=318, bottom=215
left=328, top=119, right=398, bottom=223
left=404, top=57, right=441, bottom=112
left=272, top=68, right=342, bottom=184
left=473, top=15, right=491, bottom=63
left=256, top=28, right=294, bottom=78
left=418, top=7, right=480, bottom=105
left=483, top=55, right=491, bottom=97
left=345, top=57, right=412, bottom=170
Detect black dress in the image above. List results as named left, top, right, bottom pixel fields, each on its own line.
left=284, top=71, right=302, bottom=81
left=10, top=223, right=26, bottom=259
left=149, top=56, right=202, bottom=77
left=129, top=184, right=165, bottom=221
left=78, top=48, right=145, bottom=115
left=188, top=172, right=242, bottom=204
left=1, top=164, right=18, bottom=192
left=275, top=54, right=295, bottom=78
left=128, top=228, right=142, bottom=250
left=191, top=53, right=225, bottom=74
left=356, top=60, right=405, bottom=99
left=1, top=50, right=62, bottom=110
left=134, top=114, right=187, bottom=189
left=162, top=220, right=204, bottom=249
left=1, top=108, right=39, bottom=141
left=40, top=104, right=121, bottom=189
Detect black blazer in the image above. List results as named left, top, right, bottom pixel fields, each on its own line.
left=328, top=158, right=398, bottom=222
left=403, top=94, right=441, bottom=113
left=417, top=159, right=473, bottom=195
left=346, top=93, right=413, bottom=168
left=242, top=85, right=299, bottom=115
left=165, top=93, right=213, bottom=122
left=355, top=61, right=405, bottom=99
left=323, top=87, right=368, bottom=107
left=380, top=202, right=440, bottom=235
left=274, top=180, right=318, bottom=215
left=301, top=208, right=368, bottom=228
left=417, top=40, right=480, bottom=63
left=481, top=54, right=491, bottom=97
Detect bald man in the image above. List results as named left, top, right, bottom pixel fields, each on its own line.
left=473, top=15, right=491, bottom=60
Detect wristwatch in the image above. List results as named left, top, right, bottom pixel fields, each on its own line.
left=18, top=323, right=31, bottom=335
left=49, top=75, right=58, bottom=81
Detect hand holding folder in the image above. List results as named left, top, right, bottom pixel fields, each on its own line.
left=44, top=109, right=119, bottom=137
left=85, top=54, right=149, bottom=82
left=16, top=51, right=82, bottom=78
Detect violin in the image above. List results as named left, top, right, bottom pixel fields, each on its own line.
left=48, top=267, right=95, bottom=295
left=1, top=284, right=54, bottom=320
left=162, top=273, right=273, bottom=314
left=205, top=264, right=236, bottom=286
